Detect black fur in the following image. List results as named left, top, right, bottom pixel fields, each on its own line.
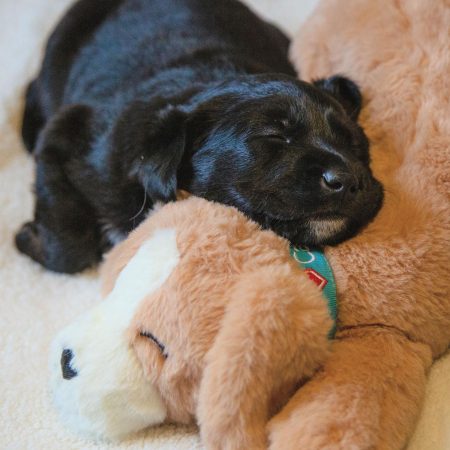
left=17, top=0, right=383, bottom=273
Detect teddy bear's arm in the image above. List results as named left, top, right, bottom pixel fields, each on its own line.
left=197, top=265, right=331, bottom=450
left=268, top=326, right=433, bottom=450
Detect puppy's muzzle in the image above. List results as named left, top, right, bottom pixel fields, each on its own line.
left=321, top=168, right=359, bottom=196
left=319, top=163, right=378, bottom=206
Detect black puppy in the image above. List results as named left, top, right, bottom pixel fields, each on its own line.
left=17, top=0, right=383, bottom=273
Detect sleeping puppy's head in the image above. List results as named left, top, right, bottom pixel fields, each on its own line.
left=132, top=74, right=383, bottom=247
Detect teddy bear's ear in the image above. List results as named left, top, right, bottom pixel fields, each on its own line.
left=196, top=266, right=331, bottom=450
left=313, top=75, right=363, bottom=121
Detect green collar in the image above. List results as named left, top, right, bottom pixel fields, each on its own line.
left=290, top=246, right=337, bottom=338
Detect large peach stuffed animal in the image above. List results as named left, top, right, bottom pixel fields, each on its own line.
left=50, top=1, right=449, bottom=449
left=50, top=196, right=334, bottom=449
left=267, top=0, right=449, bottom=449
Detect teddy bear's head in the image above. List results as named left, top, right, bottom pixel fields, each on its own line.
left=50, top=197, right=330, bottom=447
left=50, top=228, right=187, bottom=439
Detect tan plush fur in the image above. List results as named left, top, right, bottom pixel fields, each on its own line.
left=267, top=1, right=450, bottom=449
left=64, top=2, right=449, bottom=448
left=101, top=197, right=332, bottom=450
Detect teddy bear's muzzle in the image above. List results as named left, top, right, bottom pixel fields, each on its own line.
left=50, top=323, right=169, bottom=441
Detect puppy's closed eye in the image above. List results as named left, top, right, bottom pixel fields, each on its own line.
left=264, top=134, right=290, bottom=143
left=255, top=124, right=291, bottom=143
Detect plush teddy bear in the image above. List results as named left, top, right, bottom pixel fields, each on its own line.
left=50, top=196, right=335, bottom=450
left=50, top=1, right=449, bottom=449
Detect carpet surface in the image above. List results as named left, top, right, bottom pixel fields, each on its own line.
left=0, top=1, right=448, bottom=449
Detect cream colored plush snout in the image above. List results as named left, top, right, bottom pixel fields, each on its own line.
left=50, top=309, right=167, bottom=440
left=49, top=229, right=180, bottom=440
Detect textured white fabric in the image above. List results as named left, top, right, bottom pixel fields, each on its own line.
left=0, top=1, right=447, bottom=449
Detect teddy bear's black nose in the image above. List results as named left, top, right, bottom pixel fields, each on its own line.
left=61, top=348, right=77, bottom=380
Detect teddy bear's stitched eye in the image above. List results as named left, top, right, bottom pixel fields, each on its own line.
left=140, top=331, right=168, bottom=358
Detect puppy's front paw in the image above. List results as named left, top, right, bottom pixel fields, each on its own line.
left=15, top=221, right=45, bottom=264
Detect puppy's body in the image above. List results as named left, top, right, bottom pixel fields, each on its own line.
left=18, top=0, right=383, bottom=273
left=28, top=0, right=295, bottom=121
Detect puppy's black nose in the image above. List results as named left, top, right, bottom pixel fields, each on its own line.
left=61, top=348, right=78, bottom=380
left=321, top=169, right=359, bottom=195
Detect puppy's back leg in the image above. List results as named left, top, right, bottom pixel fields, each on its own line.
left=16, top=104, right=102, bottom=273
left=21, top=80, right=46, bottom=153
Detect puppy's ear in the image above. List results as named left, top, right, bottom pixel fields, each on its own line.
left=313, top=75, right=362, bottom=121
left=113, top=103, right=188, bottom=203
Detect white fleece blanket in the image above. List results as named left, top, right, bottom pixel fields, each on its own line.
left=0, top=1, right=448, bottom=449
